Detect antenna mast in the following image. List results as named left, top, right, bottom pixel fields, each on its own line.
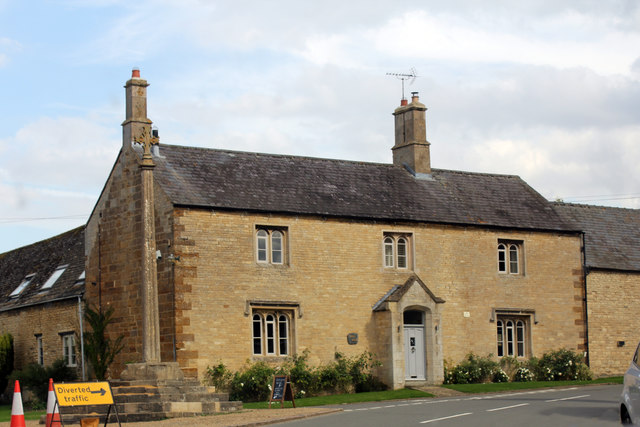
left=386, top=67, right=418, bottom=101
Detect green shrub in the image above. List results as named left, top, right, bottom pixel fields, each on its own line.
left=492, top=369, right=509, bottom=383
left=229, top=361, right=275, bottom=402
left=513, top=366, right=534, bottom=382
left=10, top=359, right=76, bottom=405
left=205, top=350, right=386, bottom=402
left=83, top=305, right=124, bottom=380
left=204, top=362, right=233, bottom=391
left=285, top=350, right=319, bottom=396
left=0, top=332, right=14, bottom=394
left=444, top=353, right=500, bottom=384
left=534, top=348, right=591, bottom=381
left=499, top=356, right=521, bottom=380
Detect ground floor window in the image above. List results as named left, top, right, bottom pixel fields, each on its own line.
left=61, top=333, right=76, bottom=367
left=36, top=335, right=44, bottom=366
left=252, top=310, right=292, bottom=356
left=496, top=317, right=528, bottom=358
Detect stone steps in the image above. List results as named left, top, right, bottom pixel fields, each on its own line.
left=57, top=379, right=242, bottom=423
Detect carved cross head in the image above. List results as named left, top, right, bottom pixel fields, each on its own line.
left=133, top=126, right=159, bottom=164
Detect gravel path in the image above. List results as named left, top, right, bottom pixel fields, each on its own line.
left=24, top=407, right=340, bottom=426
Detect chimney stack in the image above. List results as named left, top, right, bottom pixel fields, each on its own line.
left=122, top=68, right=152, bottom=149
left=391, top=92, right=431, bottom=175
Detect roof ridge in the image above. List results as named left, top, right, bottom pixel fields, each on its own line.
left=0, top=225, right=85, bottom=256
left=158, top=143, right=396, bottom=168
left=552, top=201, right=640, bottom=212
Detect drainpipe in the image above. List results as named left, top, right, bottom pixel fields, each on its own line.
left=581, top=232, right=590, bottom=367
left=78, top=296, right=86, bottom=380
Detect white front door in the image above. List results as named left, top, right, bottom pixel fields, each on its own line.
left=404, top=326, right=425, bottom=380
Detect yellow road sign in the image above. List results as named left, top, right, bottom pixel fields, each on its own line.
left=54, top=382, right=114, bottom=406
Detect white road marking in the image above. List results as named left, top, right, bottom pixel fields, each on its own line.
left=486, top=403, right=530, bottom=412
left=545, top=394, right=590, bottom=402
left=420, top=412, right=473, bottom=424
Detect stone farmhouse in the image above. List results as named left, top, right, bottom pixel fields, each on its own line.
left=0, top=227, right=86, bottom=379
left=1, top=69, right=638, bottom=391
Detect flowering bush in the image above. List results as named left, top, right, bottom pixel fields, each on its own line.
left=513, top=367, right=534, bottom=382
left=204, top=350, right=386, bottom=402
left=492, top=369, right=509, bottom=383
left=533, top=349, right=592, bottom=381
left=443, top=353, right=500, bottom=384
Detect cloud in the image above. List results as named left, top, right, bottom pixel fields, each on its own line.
left=0, top=115, right=120, bottom=226
left=0, top=37, right=21, bottom=67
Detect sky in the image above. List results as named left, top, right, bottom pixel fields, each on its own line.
left=1, top=0, right=639, bottom=253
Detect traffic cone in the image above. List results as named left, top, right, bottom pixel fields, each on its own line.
left=46, top=378, right=62, bottom=427
left=10, top=380, right=26, bottom=427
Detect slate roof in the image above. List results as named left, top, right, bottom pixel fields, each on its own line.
left=553, top=203, right=640, bottom=272
left=0, top=227, right=85, bottom=312
left=152, top=144, right=576, bottom=232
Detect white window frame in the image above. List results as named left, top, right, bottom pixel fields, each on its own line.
left=251, top=310, right=292, bottom=357
left=62, top=333, right=77, bottom=367
left=498, top=241, right=522, bottom=275
left=10, top=273, right=36, bottom=297
left=496, top=316, right=528, bottom=358
left=383, top=233, right=412, bottom=270
left=41, top=265, right=68, bottom=290
left=256, top=227, right=287, bottom=265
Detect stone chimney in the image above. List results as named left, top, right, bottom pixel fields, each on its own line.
left=122, top=68, right=152, bottom=148
left=392, top=92, right=431, bottom=175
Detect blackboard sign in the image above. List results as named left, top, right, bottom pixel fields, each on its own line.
left=269, top=375, right=296, bottom=408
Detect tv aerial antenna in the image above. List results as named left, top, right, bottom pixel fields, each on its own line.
left=386, top=67, right=418, bottom=101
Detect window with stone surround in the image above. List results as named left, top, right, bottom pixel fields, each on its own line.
left=36, top=334, right=44, bottom=366
left=61, top=333, right=76, bottom=367
left=252, top=310, right=292, bottom=356
left=498, top=240, right=523, bottom=275
left=496, top=316, right=529, bottom=358
left=256, top=227, right=287, bottom=265
left=383, top=233, right=412, bottom=269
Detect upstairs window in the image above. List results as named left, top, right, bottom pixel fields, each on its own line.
left=41, top=265, right=68, bottom=290
left=383, top=233, right=412, bottom=269
left=256, top=227, right=287, bottom=265
left=498, top=241, right=522, bottom=274
left=9, top=274, right=36, bottom=297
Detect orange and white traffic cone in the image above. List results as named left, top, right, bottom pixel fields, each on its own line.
left=46, top=378, right=62, bottom=427
left=10, top=380, right=26, bottom=427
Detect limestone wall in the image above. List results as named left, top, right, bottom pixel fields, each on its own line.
left=170, top=209, right=585, bottom=383
left=0, top=300, right=82, bottom=374
left=587, top=270, right=640, bottom=376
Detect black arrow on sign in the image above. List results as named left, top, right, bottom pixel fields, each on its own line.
left=90, top=388, right=106, bottom=396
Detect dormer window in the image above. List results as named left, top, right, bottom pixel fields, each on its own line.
left=41, top=265, right=68, bottom=290
left=9, top=274, right=36, bottom=297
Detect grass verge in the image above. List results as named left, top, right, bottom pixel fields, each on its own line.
left=0, top=406, right=46, bottom=422
left=443, top=376, right=623, bottom=394
left=243, top=388, right=433, bottom=409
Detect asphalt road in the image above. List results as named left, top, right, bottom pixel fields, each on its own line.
left=274, top=385, right=622, bottom=426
